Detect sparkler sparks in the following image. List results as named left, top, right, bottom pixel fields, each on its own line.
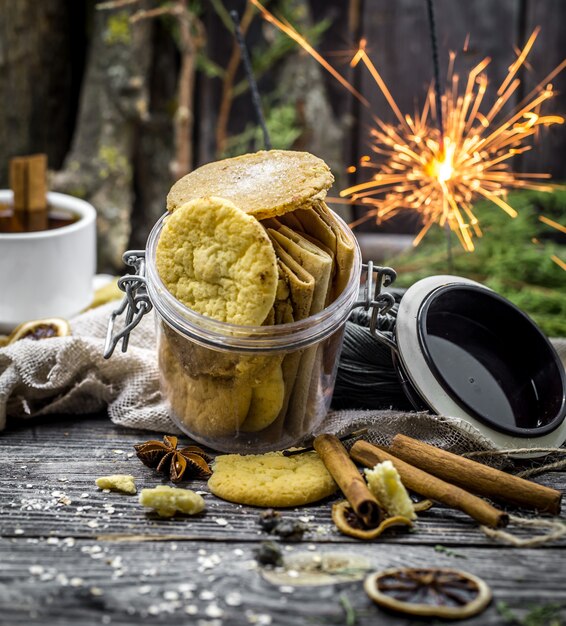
left=250, top=0, right=565, bottom=257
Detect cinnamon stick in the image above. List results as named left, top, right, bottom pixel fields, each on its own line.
left=350, top=440, right=509, bottom=528
left=9, top=157, right=27, bottom=231
left=26, top=154, right=48, bottom=231
left=314, top=434, right=381, bottom=527
left=389, top=434, right=562, bottom=515
left=8, top=154, right=48, bottom=231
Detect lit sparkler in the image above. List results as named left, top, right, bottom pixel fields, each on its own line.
left=250, top=0, right=566, bottom=257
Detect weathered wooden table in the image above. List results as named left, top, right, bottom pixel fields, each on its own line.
left=2, top=414, right=565, bottom=625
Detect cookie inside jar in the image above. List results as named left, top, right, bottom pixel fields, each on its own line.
left=152, top=150, right=360, bottom=452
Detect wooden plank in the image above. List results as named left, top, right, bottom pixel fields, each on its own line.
left=1, top=415, right=565, bottom=624
left=519, top=0, right=566, bottom=177
left=1, top=538, right=564, bottom=625
left=354, top=0, right=520, bottom=232
left=1, top=416, right=565, bottom=546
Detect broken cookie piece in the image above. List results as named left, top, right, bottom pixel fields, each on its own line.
left=95, top=474, right=137, bottom=495
left=139, top=485, right=205, bottom=518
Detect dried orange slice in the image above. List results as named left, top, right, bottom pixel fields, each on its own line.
left=364, top=567, right=491, bottom=619
left=9, top=318, right=71, bottom=343
left=332, top=500, right=412, bottom=540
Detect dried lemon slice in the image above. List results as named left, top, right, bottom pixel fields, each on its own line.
left=364, top=567, right=492, bottom=619
left=156, top=196, right=278, bottom=326
left=332, top=500, right=412, bottom=540
left=9, top=318, right=71, bottom=343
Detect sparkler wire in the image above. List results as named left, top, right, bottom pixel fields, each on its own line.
left=426, top=0, right=453, bottom=269
left=230, top=10, right=272, bottom=150
left=425, top=0, right=444, bottom=142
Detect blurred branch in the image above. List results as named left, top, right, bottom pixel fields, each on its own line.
left=172, top=0, right=205, bottom=178
left=216, top=1, right=256, bottom=156
left=130, top=5, right=182, bottom=22
left=96, top=0, right=140, bottom=9
left=231, top=16, right=330, bottom=98
left=98, top=0, right=204, bottom=178
left=209, top=0, right=234, bottom=33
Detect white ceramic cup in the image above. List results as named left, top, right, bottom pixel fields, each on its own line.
left=0, top=190, right=97, bottom=333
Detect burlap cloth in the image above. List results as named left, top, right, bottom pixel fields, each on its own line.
left=1, top=302, right=565, bottom=459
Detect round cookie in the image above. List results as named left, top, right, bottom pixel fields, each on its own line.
left=156, top=196, right=278, bottom=325
left=158, top=329, right=252, bottom=438
left=166, top=151, right=334, bottom=221
left=208, top=451, right=338, bottom=507
left=181, top=376, right=253, bottom=438
left=240, top=364, right=285, bottom=432
left=161, top=321, right=282, bottom=383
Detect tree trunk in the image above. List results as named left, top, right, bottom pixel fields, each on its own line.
left=0, top=0, right=78, bottom=186
left=129, top=18, right=177, bottom=251
left=52, top=4, right=153, bottom=272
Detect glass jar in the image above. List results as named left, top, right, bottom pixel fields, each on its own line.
left=142, top=209, right=363, bottom=453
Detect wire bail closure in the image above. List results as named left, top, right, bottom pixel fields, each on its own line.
left=352, top=262, right=398, bottom=352
left=103, top=250, right=153, bottom=359
left=104, top=256, right=398, bottom=359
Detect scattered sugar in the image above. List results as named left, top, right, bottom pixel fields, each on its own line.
left=164, top=591, right=179, bottom=601
left=205, top=604, right=224, bottom=618
left=225, top=591, right=242, bottom=607
left=245, top=610, right=272, bottom=625
left=199, top=590, right=215, bottom=601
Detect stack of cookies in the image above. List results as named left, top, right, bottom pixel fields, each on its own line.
left=156, top=150, right=356, bottom=450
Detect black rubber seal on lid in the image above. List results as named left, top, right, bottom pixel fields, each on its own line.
left=416, top=284, right=566, bottom=437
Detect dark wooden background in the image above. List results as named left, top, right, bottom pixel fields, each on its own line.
left=0, top=0, right=565, bottom=264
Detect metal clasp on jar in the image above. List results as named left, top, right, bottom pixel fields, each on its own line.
left=104, top=253, right=398, bottom=359
left=104, top=250, right=152, bottom=358
left=352, top=262, right=398, bottom=352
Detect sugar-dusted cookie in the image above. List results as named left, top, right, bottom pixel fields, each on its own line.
left=156, top=196, right=277, bottom=326
left=208, top=451, right=338, bottom=507
left=167, top=151, right=334, bottom=221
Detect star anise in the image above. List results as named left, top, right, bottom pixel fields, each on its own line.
left=134, top=435, right=212, bottom=483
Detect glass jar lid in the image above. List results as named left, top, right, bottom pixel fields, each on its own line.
left=395, top=275, right=566, bottom=452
